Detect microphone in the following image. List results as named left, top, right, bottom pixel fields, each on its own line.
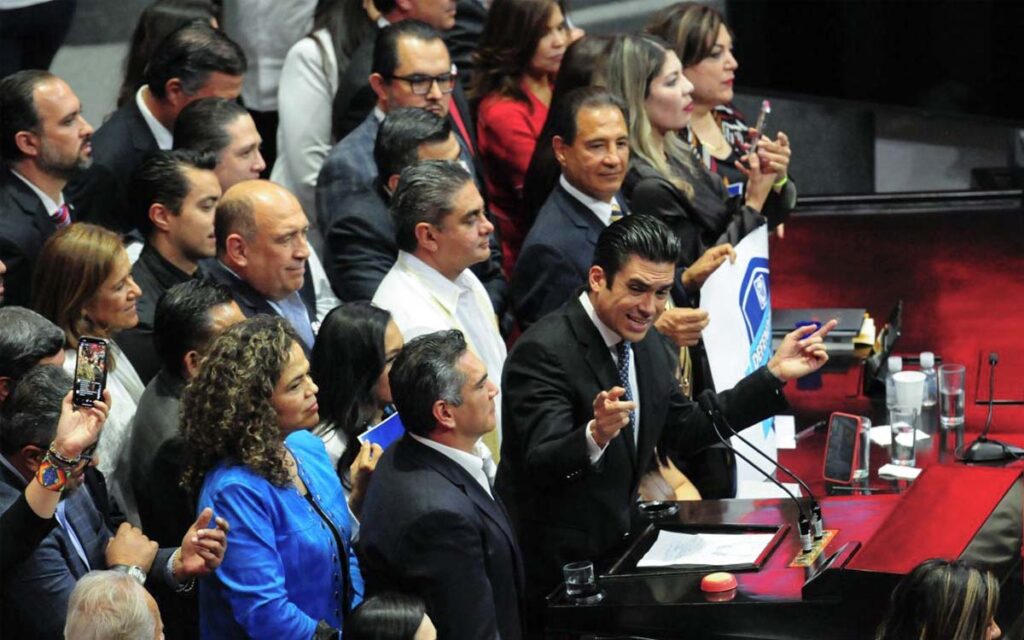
left=698, top=390, right=814, bottom=553
left=961, top=352, right=1017, bottom=463
left=700, top=390, right=825, bottom=539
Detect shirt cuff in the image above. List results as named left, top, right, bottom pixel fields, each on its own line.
left=585, top=420, right=608, bottom=464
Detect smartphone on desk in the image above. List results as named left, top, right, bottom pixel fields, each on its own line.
left=822, top=412, right=863, bottom=485
left=72, top=337, right=108, bottom=407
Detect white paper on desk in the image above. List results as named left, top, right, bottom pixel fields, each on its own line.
left=736, top=481, right=801, bottom=499
left=869, top=425, right=930, bottom=446
left=637, top=531, right=777, bottom=568
left=699, top=226, right=775, bottom=484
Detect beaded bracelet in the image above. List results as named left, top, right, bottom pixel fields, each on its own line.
left=47, top=444, right=82, bottom=468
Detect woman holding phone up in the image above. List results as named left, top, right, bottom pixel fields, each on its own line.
left=646, top=2, right=797, bottom=235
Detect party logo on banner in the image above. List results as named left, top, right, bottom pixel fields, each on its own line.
left=739, top=257, right=773, bottom=436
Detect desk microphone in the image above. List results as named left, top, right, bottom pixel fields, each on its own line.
left=961, top=352, right=1016, bottom=463
left=698, top=390, right=814, bottom=553
left=700, top=390, right=825, bottom=539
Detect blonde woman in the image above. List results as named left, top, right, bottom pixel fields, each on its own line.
left=608, top=35, right=775, bottom=275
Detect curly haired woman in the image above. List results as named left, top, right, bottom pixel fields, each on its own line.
left=181, top=316, right=363, bottom=639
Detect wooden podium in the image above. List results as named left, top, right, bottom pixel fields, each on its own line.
left=545, top=466, right=1023, bottom=639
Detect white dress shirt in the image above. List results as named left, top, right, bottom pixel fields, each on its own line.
left=578, top=291, right=640, bottom=463
left=409, top=434, right=496, bottom=498
left=373, top=252, right=507, bottom=440
left=135, top=87, right=173, bottom=150
left=559, top=174, right=615, bottom=227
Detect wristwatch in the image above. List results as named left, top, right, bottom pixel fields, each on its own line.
left=111, top=564, right=147, bottom=586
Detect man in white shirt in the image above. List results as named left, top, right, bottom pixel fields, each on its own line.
left=357, top=329, right=524, bottom=640
left=373, top=160, right=505, bottom=456
left=0, top=70, right=93, bottom=308
left=66, top=22, right=246, bottom=234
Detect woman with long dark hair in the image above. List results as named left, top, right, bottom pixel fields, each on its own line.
left=310, top=302, right=402, bottom=517
left=470, top=0, right=571, bottom=274
left=345, top=593, right=437, bottom=640
left=182, top=316, right=364, bottom=638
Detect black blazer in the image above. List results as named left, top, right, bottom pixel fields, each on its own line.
left=206, top=261, right=317, bottom=352
left=0, top=167, right=70, bottom=307
left=495, top=296, right=788, bottom=598
left=511, top=184, right=616, bottom=330
left=65, top=101, right=158, bottom=233
left=359, top=435, right=525, bottom=640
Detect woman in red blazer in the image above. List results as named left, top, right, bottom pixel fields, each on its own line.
left=470, top=0, right=571, bottom=276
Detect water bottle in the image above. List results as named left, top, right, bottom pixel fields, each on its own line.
left=920, top=352, right=937, bottom=407
left=885, top=356, right=903, bottom=412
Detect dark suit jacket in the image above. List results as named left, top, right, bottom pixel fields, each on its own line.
left=445, top=0, right=487, bottom=82
left=511, top=184, right=623, bottom=330
left=316, top=112, right=380, bottom=231
left=0, top=463, right=175, bottom=639
left=332, top=28, right=378, bottom=142
left=0, top=167, right=70, bottom=307
left=495, top=296, right=788, bottom=599
left=359, top=435, right=525, bottom=640
left=322, top=180, right=509, bottom=316
left=207, top=261, right=317, bottom=352
left=65, top=101, right=158, bottom=233
left=118, top=244, right=203, bottom=384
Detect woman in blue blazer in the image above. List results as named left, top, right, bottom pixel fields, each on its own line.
left=181, top=315, right=363, bottom=639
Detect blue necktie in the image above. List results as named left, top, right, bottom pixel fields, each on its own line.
left=616, top=341, right=636, bottom=437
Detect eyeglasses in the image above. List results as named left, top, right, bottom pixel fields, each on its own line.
left=387, top=66, right=458, bottom=96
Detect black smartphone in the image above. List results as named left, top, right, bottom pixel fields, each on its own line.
left=822, top=412, right=862, bottom=485
left=72, top=337, right=108, bottom=407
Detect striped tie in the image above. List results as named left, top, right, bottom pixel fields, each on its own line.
left=610, top=199, right=623, bottom=223
left=52, top=203, right=71, bottom=227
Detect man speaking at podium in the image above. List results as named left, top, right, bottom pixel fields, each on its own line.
left=495, top=214, right=835, bottom=625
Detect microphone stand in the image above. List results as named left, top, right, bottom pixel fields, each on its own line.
left=960, top=353, right=1016, bottom=463
left=702, top=391, right=825, bottom=540
left=698, top=391, right=814, bottom=553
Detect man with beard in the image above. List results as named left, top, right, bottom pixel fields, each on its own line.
left=0, top=70, right=93, bottom=307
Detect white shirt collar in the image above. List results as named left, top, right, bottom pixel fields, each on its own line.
left=376, top=15, right=391, bottom=28
left=560, top=174, right=614, bottom=227
left=10, top=169, right=63, bottom=214
left=409, top=433, right=494, bottom=497
left=372, top=106, right=386, bottom=122
left=578, top=290, right=622, bottom=349
left=135, top=86, right=173, bottom=150
left=396, top=251, right=474, bottom=316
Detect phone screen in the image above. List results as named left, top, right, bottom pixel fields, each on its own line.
left=72, top=337, right=108, bottom=407
left=823, top=414, right=858, bottom=483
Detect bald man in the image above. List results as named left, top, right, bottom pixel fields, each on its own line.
left=208, top=180, right=318, bottom=351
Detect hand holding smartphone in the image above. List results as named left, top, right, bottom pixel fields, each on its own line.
left=72, top=337, right=108, bottom=408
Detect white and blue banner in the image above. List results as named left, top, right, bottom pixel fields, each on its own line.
left=698, top=226, right=775, bottom=483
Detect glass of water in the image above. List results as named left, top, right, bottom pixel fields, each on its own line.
left=938, top=364, right=966, bottom=430
left=890, top=408, right=918, bottom=466
left=563, top=561, right=600, bottom=602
